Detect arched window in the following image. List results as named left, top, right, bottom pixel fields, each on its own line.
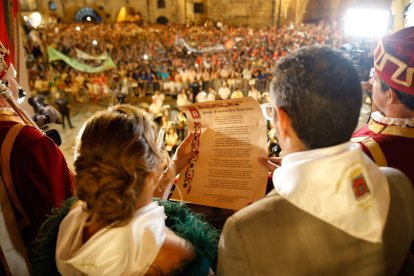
left=157, top=0, right=166, bottom=9
left=48, top=1, right=57, bottom=11
left=74, top=7, right=102, bottom=23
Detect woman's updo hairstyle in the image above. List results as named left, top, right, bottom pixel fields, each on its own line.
left=74, top=105, right=162, bottom=226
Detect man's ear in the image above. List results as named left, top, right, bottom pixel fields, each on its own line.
left=388, top=88, right=400, bottom=104
left=275, top=106, right=291, bottom=137
left=275, top=106, right=307, bottom=153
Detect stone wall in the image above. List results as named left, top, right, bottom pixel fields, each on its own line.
left=205, top=0, right=274, bottom=27
left=33, top=0, right=159, bottom=24
left=32, top=0, right=278, bottom=26
left=27, top=0, right=397, bottom=28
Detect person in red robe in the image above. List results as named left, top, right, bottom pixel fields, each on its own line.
left=353, top=26, right=414, bottom=185
left=0, top=14, right=73, bottom=249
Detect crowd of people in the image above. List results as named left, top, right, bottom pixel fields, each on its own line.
left=1, top=10, right=413, bottom=275
left=25, top=21, right=343, bottom=106
left=24, top=21, right=345, bottom=152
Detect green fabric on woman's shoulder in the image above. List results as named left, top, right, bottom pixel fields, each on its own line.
left=156, top=199, right=219, bottom=276
left=30, top=196, right=78, bottom=276
left=30, top=196, right=219, bottom=276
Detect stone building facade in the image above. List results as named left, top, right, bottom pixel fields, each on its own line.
left=20, top=0, right=409, bottom=29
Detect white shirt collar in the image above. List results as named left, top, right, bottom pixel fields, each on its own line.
left=273, top=142, right=390, bottom=243
left=371, top=111, right=414, bottom=127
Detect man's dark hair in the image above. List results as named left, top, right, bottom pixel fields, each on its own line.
left=379, top=77, right=414, bottom=111
left=271, top=45, right=362, bottom=149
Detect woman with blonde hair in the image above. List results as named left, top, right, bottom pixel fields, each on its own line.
left=44, top=105, right=217, bottom=275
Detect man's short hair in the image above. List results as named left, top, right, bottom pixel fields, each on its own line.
left=271, top=45, right=362, bottom=149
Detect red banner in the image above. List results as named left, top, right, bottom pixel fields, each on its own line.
left=0, top=0, right=20, bottom=78
left=0, top=0, right=12, bottom=78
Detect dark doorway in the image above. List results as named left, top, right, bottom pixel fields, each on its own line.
left=156, top=16, right=169, bottom=24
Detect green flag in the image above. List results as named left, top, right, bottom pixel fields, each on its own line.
left=47, top=46, right=116, bottom=73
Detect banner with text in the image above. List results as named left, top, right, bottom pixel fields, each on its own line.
left=47, top=46, right=116, bottom=73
